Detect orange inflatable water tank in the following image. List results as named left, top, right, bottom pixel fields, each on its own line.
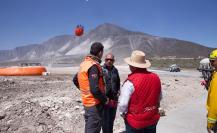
left=0, top=66, right=47, bottom=76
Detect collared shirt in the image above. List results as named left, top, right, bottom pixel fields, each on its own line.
left=118, top=80, right=135, bottom=115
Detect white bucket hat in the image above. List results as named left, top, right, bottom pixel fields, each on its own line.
left=124, top=50, right=151, bottom=68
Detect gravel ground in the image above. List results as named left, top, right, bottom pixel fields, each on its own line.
left=0, top=68, right=206, bottom=133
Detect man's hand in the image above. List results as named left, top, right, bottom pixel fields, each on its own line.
left=120, top=113, right=125, bottom=118
left=200, top=80, right=207, bottom=86
left=105, top=100, right=118, bottom=108
left=207, top=122, right=214, bottom=133
left=207, top=127, right=212, bottom=133
left=105, top=98, right=109, bottom=105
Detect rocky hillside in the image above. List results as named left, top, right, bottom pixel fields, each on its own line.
left=0, top=23, right=214, bottom=65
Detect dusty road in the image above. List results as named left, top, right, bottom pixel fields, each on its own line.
left=0, top=66, right=207, bottom=133
left=158, top=94, right=207, bottom=133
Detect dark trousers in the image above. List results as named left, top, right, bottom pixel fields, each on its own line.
left=102, top=105, right=117, bottom=133
left=214, top=122, right=217, bottom=133
left=84, top=104, right=103, bottom=133
left=125, top=120, right=157, bottom=133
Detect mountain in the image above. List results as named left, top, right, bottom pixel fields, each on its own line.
left=0, top=23, right=214, bottom=66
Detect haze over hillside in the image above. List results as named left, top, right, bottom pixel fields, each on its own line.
left=0, top=23, right=214, bottom=66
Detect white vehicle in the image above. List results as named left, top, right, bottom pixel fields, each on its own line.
left=169, top=64, right=181, bottom=72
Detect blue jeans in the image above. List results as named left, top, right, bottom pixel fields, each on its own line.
left=125, top=120, right=157, bottom=133
left=102, top=105, right=117, bottom=133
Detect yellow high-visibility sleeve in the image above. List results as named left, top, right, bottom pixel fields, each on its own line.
left=207, top=71, right=217, bottom=122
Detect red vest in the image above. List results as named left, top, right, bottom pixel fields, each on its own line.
left=126, top=70, right=161, bottom=129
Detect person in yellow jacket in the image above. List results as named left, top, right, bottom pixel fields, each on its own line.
left=73, top=42, right=108, bottom=133
left=207, top=49, right=217, bottom=133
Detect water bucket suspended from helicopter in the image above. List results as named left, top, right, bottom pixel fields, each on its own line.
left=74, top=25, right=84, bottom=36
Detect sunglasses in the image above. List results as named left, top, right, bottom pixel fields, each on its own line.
left=105, top=59, right=114, bottom=61
left=210, top=60, right=215, bottom=63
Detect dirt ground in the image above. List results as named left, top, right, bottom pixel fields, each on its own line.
left=0, top=67, right=206, bottom=133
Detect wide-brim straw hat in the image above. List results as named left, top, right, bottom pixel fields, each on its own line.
left=124, top=50, right=151, bottom=68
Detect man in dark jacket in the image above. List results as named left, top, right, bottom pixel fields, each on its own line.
left=102, top=53, right=120, bottom=133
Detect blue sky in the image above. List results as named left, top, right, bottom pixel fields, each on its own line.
left=0, top=0, right=216, bottom=50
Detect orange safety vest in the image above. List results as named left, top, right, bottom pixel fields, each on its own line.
left=78, top=56, right=105, bottom=107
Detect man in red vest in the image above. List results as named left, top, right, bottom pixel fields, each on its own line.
left=119, top=50, right=162, bottom=133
